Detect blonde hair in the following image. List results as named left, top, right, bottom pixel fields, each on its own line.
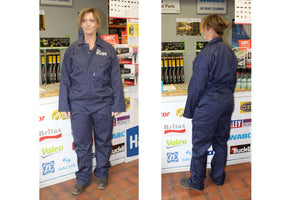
left=202, top=14, right=229, bottom=36
left=77, top=7, right=102, bottom=33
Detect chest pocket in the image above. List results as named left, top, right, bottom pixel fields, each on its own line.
left=92, top=60, right=111, bottom=88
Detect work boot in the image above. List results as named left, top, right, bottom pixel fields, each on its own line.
left=72, top=183, right=86, bottom=195
left=208, top=170, right=224, bottom=186
left=97, top=178, right=108, bottom=189
left=179, top=178, right=203, bottom=191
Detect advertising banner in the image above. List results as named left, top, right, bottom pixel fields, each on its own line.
left=161, top=92, right=251, bottom=173
left=39, top=89, right=138, bottom=188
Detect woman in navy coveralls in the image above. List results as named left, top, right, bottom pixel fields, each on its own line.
left=58, top=8, right=126, bottom=195
left=180, top=14, right=238, bottom=191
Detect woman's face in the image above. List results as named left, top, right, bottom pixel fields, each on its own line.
left=202, top=25, right=209, bottom=41
left=81, top=12, right=99, bottom=35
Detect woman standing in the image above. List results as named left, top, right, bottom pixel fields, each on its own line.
left=59, top=8, right=126, bottom=195
left=180, top=14, right=237, bottom=191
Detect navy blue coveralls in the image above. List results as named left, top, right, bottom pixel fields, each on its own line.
left=183, top=37, right=237, bottom=190
left=58, top=33, right=126, bottom=186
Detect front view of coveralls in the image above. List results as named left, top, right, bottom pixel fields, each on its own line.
left=183, top=37, right=237, bottom=190
left=58, top=33, right=126, bottom=186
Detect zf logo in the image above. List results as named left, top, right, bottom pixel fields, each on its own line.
left=167, top=152, right=178, bottom=163
left=42, top=161, right=55, bottom=175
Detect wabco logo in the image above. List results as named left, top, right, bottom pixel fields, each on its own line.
left=39, top=129, right=62, bottom=142
left=166, top=139, right=187, bottom=149
left=240, top=102, right=251, bottom=113
left=52, top=110, right=70, bottom=120
left=231, top=120, right=243, bottom=128
left=96, top=49, right=107, bottom=56
left=176, top=108, right=184, bottom=117
left=167, top=152, right=178, bottom=163
left=42, top=161, right=55, bottom=175
left=164, top=124, right=186, bottom=134
left=230, top=144, right=251, bottom=154
left=230, top=133, right=251, bottom=141
left=113, top=131, right=125, bottom=139
left=41, top=145, right=64, bottom=158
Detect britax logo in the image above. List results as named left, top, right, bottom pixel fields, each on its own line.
left=166, top=139, right=187, bottom=149
left=164, top=124, right=186, bottom=134
left=230, top=133, right=251, bottom=141
left=39, top=129, right=62, bottom=142
left=231, top=120, right=243, bottom=129
left=230, top=144, right=251, bottom=154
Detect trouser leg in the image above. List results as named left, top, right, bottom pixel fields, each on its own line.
left=71, top=111, right=93, bottom=186
left=93, top=113, right=114, bottom=179
left=210, top=105, right=233, bottom=185
left=188, top=124, right=216, bottom=190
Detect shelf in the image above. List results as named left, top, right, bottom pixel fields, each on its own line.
left=109, top=25, right=127, bottom=29
left=40, top=47, right=68, bottom=50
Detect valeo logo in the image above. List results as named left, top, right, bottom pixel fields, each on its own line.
left=41, top=145, right=64, bottom=158
left=52, top=110, right=70, bottom=120
left=176, top=108, right=184, bottom=117
left=166, top=139, right=187, bottom=149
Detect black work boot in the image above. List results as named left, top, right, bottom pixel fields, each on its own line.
left=72, top=183, right=86, bottom=195
left=97, top=178, right=108, bottom=189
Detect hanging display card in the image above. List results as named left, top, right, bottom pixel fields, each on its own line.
left=109, top=0, right=139, bottom=19
left=235, top=0, right=251, bottom=24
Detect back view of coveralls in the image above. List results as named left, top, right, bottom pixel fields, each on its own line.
left=183, top=37, right=237, bottom=190
left=59, top=33, right=126, bottom=186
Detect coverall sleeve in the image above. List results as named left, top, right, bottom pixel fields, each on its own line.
left=229, top=55, right=238, bottom=92
left=110, top=54, right=126, bottom=112
left=183, top=55, right=210, bottom=119
left=58, top=48, right=72, bottom=112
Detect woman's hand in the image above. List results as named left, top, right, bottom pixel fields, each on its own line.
left=62, top=112, right=71, bottom=117
left=112, top=112, right=120, bottom=117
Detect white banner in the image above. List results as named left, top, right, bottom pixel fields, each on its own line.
left=161, top=92, right=251, bottom=173
left=196, top=0, right=227, bottom=14
left=161, top=0, right=180, bottom=14
left=39, top=87, right=139, bottom=188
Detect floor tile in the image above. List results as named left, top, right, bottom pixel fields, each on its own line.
left=161, top=162, right=251, bottom=200
left=40, top=160, right=138, bottom=200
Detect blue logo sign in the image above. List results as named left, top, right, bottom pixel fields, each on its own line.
left=126, top=126, right=139, bottom=157
left=42, top=161, right=55, bottom=175
left=167, top=152, right=178, bottom=163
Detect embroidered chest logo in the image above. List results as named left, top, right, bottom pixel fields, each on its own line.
left=96, top=49, right=107, bottom=56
